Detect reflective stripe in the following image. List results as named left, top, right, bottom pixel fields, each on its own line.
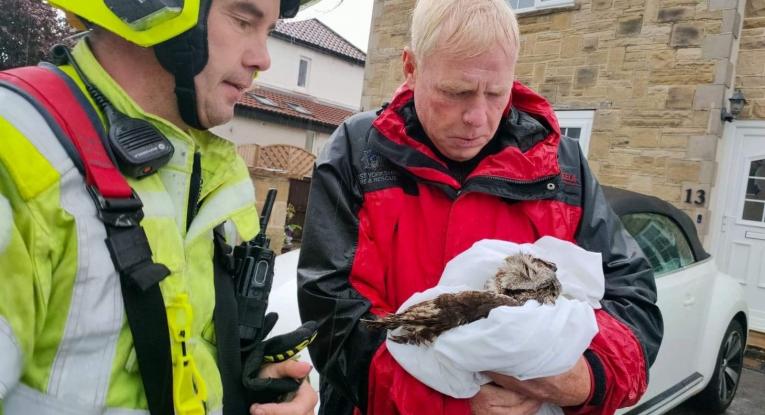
left=4, top=384, right=223, bottom=415
left=0, top=316, right=22, bottom=399
left=0, top=116, right=60, bottom=201
left=0, top=195, right=11, bottom=254
left=0, top=88, right=74, bottom=177
left=1, top=77, right=121, bottom=406
left=47, top=168, right=123, bottom=405
left=135, top=190, right=177, bottom=219
left=186, top=178, right=256, bottom=242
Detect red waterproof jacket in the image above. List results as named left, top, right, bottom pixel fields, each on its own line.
left=297, top=82, right=663, bottom=415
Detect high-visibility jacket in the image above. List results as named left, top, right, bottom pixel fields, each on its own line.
left=0, top=40, right=260, bottom=414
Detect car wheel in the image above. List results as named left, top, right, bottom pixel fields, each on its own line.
left=689, top=319, right=745, bottom=413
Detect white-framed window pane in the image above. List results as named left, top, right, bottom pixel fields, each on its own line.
left=743, top=158, right=765, bottom=222
left=742, top=159, right=765, bottom=222
left=555, top=110, right=594, bottom=157
left=508, top=0, right=535, bottom=9
left=750, top=159, right=765, bottom=177
left=561, top=127, right=582, bottom=139
left=507, top=0, right=574, bottom=12
left=746, top=178, right=765, bottom=201
left=305, top=130, right=316, bottom=152
left=743, top=201, right=765, bottom=222
left=297, top=57, right=310, bottom=88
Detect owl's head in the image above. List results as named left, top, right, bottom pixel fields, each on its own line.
left=489, top=253, right=561, bottom=298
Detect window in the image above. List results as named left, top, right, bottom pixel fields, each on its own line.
left=287, top=102, right=312, bottom=115
left=555, top=110, right=594, bottom=157
left=251, top=94, right=279, bottom=107
left=560, top=127, right=582, bottom=139
left=297, top=57, right=310, bottom=88
left=305, top=130, right=316, bottom=152
left=621, top=213, right=695, bottom=277
left=507, top=0, right=575, bottom=13
left=742, top=158, right=765, bottom=223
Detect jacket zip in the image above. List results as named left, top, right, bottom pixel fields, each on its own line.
left=427, top=173, right=559, bottom=199
left=186, top=151, right=202, bottom=231
left=469, top=173, right=559, bottom=186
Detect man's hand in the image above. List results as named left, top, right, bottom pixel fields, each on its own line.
left=470, top=383, right=543, bottom=415
left=249, top=360, right=318, bottom=415
left=486, top=355, right=592, bottom=407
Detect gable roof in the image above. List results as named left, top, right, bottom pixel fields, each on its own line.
left=237, top=83, right=357, bottom=129
left=272, top=18, right=366, bottom=65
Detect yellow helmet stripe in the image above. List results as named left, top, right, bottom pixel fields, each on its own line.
left=47, top=0, right=201, bottom=47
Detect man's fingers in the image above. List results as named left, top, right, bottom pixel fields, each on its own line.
left=250, top=379, right=318, bottom=415
left=470, top=383, right=545, bottom=415
left=258, top=359, right=312, bottom=380
left=471, top=383, right=521, bottom=414
left=486, top=371, right=523, bottom=391
left=511, top=398, right=543, bottom=415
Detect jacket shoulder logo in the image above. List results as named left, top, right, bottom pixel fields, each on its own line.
left=359, top=149, right=399, bottom=189
left=361, top=149, right=382, bottom=171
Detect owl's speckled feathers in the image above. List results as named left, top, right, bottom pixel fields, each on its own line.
left=364, top=253, right=561, bottom=345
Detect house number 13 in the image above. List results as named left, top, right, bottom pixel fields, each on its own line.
left=684, top=189, right=706, bottom=205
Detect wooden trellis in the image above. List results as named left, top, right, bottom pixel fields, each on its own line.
left=237, top=144, right=316, bottom=179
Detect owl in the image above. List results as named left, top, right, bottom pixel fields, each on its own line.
left=364, top=253, right=561, bottom=345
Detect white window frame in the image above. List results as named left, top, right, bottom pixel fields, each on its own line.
left=507, top=0, right=575, bottom=14
left=555, top=110, right=594, bottom=157
left=297, top=56, right=311, bottom=89
left=305, top=130, right=316, bottom=153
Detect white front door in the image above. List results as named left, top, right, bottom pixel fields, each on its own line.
left=718, top=123, right=765, bottom=332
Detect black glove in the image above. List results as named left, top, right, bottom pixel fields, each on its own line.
left=241, top=313, right=319, bottom=404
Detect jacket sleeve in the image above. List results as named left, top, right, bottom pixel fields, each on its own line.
left=0, top=192, right=38, bottom=400
left=297, top=119, right=387, bottom=413
left=297, top=118, right=471, bottom=415
left=565, top=150, right=664, bottom=414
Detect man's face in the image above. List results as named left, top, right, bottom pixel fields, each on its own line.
left=195, top=0, right=278, bottom=128
left=404, top=45, right=515, bottom=161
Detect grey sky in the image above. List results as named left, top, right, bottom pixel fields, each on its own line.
left=295, top=0, right=374, bottom=52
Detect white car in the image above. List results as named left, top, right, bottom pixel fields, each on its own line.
left=606, top=187, right=749, bottom=415
left=267, top=186, right=749, bottom=414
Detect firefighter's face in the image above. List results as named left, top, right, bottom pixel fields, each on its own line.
left=195, top=0, right=278, bottom=128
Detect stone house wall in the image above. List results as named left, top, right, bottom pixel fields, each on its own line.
left=361, top=0, right=756, bottom=239
left=737, top=0, right=765, bottom=120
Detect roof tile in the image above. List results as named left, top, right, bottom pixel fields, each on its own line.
left=273, top=18, right=366, bottom=63
left=238, top=84, right=357, bottom=127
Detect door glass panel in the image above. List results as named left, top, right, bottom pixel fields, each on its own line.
left=749, top=159, right=765, bottom=177
left=743, top=159, right=765, bottom=222
left=620, top=213, right=695, bottom=277
left=743, top=201, right=765, bottom=222
left=746, top=178, right=765, bottom=201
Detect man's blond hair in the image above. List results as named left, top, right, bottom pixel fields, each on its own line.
left=410, top=0, right=520, bottom=64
